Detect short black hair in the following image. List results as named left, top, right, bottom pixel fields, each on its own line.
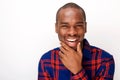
left=56, top=2, right=86, bottom=22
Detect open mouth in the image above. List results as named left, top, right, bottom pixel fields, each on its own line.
left=67, top=38, right=77, bottom=42
left=65, top=38, right=78, bottom=47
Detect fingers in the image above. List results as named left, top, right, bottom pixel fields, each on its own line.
left=59, top=42, right=69, bottom=58
left=60, top=41, right=82, bottom=57
left=60, top=46, right=68, bottom=55
left=77, top=42, right=81, bottom=52
left=77, top=42, right=82, bottom=56
left=60, top=42, right=71, bottom=51
left=60, top=42, right=72, bottom=56
left=59, top=51, right=64, bottom=58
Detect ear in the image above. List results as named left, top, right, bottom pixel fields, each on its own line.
left=55, top=23, right=58, bottom=33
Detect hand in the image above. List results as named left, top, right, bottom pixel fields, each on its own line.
left=59, top=42, right=83, bottom=74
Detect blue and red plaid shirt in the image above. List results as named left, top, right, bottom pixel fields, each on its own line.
left=38, top=39, right=115, bottom=80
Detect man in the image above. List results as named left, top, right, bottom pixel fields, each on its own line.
left=38, top=2, right=115, bottom=80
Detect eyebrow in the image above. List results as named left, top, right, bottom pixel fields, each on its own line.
left=59, top=22, right=68, bottom=24
left=76, top=22, right=85, bottom=24
left=59, top=21, right=84, bottom=24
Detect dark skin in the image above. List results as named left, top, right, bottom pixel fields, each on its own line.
left=59, top=42, right=83, bottom=74
left=55, top=8, right=87, bottom=74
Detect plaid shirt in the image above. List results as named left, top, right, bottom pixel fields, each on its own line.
left=38, top=39, right=115, bottom=80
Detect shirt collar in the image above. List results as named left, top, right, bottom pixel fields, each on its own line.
left=82, top=39, right=92, bottom=58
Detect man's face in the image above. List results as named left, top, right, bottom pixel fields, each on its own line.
left=56, top=8, right=86, bottom=50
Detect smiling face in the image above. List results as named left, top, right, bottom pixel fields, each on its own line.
left=56, top=8, right=87, bottom=50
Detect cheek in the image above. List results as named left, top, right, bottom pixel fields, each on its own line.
left=57, top=29, right=66, bottom=40
left=58, top=29, right=67, bottom=36
left=77, top=30, right=86, bottom=40
left=78, top=29, right=86, bottom=35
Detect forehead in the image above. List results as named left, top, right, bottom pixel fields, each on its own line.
left=57, top=8, right=84, bottom=21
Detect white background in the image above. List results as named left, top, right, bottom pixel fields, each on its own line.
left=0, top=0, right=120, bottom=80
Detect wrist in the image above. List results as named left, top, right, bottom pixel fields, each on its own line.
left=72, top=66, right=83, bottom=74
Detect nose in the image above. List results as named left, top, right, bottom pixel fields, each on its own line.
left=67, top=27, right=77, bottom=36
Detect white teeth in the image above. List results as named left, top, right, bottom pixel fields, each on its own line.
left=67, top=39, right=76, bottom=42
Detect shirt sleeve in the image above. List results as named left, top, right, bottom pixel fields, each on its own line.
left=95, top=56, right=115, bottom=80
left=72, top=56, right=115, bottom=80
left=72, top=68, right=89, bottom=80
left=38, top=59, right=52, bottom=80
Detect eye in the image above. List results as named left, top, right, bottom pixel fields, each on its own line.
left=75, top=22, right=85, bottom=28
left=76, top=24, right=83, bottom=28
left=60, top=25, right=69, bottom=28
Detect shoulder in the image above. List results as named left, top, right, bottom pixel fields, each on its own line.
left=40, top=47, right=60, bottom=60
left=83, top=39, right=113, bottom=59
left=91, top=46, right=113, bottom=59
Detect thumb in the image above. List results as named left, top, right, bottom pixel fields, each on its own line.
left=77, top=42, right=82, bottom=56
